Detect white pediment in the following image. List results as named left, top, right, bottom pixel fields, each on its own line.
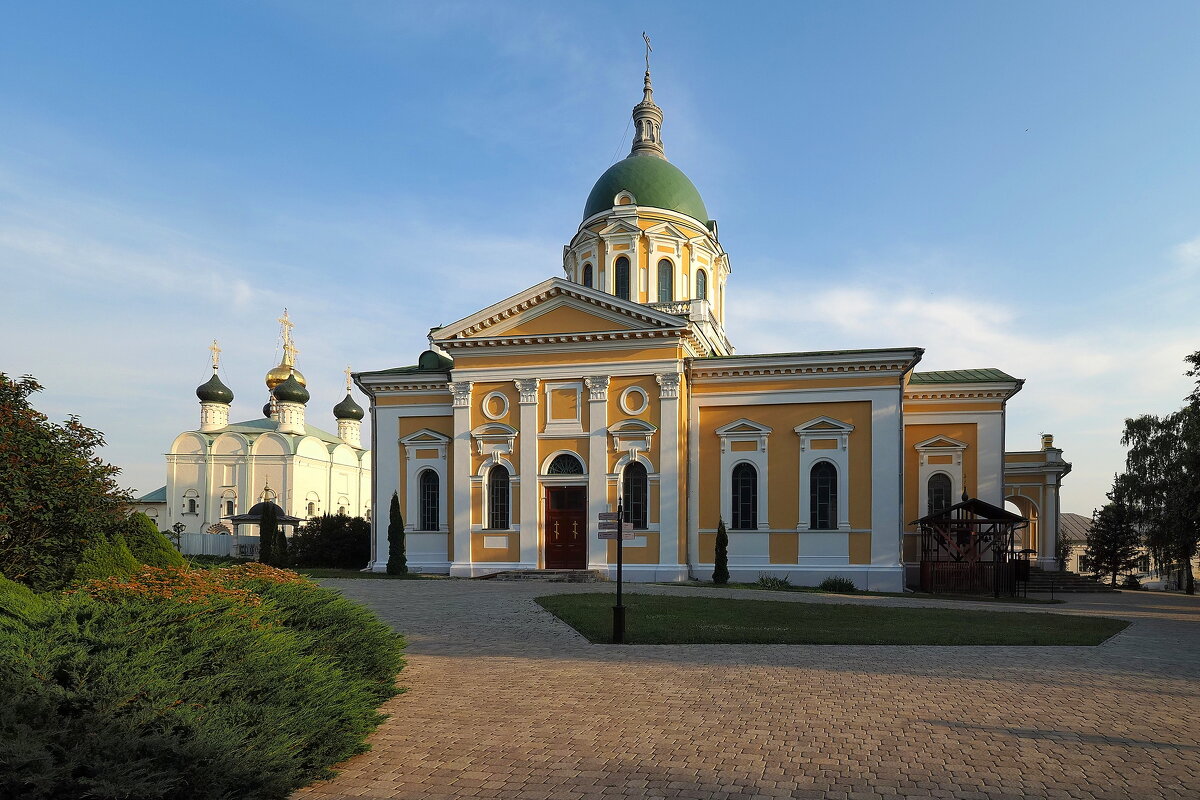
left=915, top=435, right=968, bottom=451
left=598, top=218, right=642, bottom=237
left=400, top=429, right=450, bottom=446
left=715, top=418, right=773, bottom=436
left=645, top=221, right=689, bottom=240
left=794, top=416, right=855, bottom=435
left=430, top=278, right=690, bottom=341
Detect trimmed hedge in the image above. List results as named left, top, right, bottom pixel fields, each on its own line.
left=123, top=512, right=187, bottom=569
left=71, top=533, right=140, bottom=583
left=0, top=566, right=405, bottom=800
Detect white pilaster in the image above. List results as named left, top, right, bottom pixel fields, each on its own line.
left=656, top=372, right=682, bottom=571
left=370, top=408, right=399, bottom=571
left=1038, top=476, right=1061, bottom=572
left=584, top=376, right=611, bottom=570
left=449, top=381, right=474, bottom=576
left=515, top=378, right=541, bottom=568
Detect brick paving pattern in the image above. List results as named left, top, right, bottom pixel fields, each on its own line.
left=295, top=581, right=1200, bottom=800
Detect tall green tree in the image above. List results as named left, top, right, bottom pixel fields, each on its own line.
left=386, top=492, right=407, bottom=575
left=713, top=518, right=729, bottom=585
left=1118, top=350, right=1200, bottom=594
left=1085, top=500, right=1142, bottom=587
left=0, top=374, right=131, bottom=589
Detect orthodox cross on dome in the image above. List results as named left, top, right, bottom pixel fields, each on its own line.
left=345, top=365, right=353, bottom=393
left=630, top=33, right=665, bottom=159
left=277, top=308, right=299, bottom=365
left=208, top=339, right=222, bottom=371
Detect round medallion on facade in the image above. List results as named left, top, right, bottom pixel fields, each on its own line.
left=620, top=385, right=649, bottom=416
left=481, top=391, right=510, bottom=421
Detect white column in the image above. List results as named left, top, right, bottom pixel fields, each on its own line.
left=449, top=381, right=473, bottom=576
left=975, top=413, right=1005, bottom=505
left=515, top=378, right=541, bottom=568
left=869, top=388, right=905, bottom=591
left=656, top=372, right=683, bottom=578
left=1039, top=476, right=1061, bottom=571
left=369, top=407, right=398, bottom=572
left=584, top=376, right=611, bottom=571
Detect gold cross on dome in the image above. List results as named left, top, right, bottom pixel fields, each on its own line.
left=277, top=308, right=299, bottom=363
left=208, top=339, right=222, bottom=370
left=345, top=365, right=353, bottom=392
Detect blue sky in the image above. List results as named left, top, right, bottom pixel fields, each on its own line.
left=1, top=1, right=1197, bottom=515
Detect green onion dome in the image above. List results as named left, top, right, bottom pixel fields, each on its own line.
left=582, top=154, right=708, bottom=223
left=271, top=373, right=310, bottom=405
left=196, top=373, right=234, bottom=404
left=333, top=392, right=364, bottom=421
left=262, top=400, right=273, bottom=418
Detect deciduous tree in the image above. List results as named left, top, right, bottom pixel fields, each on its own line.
left=1086, top=500, right=1141, bottom=587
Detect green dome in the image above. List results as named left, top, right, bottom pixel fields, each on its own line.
left=333, top=392, right=364, bottom=421
left=196, top=373, right=234, bottom=404
left=272, top=374, right=310, bottom=405
left=583, top=154, right=708, bottom=223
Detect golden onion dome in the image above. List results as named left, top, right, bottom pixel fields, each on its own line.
left=265, top=361, right=307, bottom=391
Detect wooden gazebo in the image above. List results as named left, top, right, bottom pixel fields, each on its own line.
left=911, top=496, right=1028, bottom=596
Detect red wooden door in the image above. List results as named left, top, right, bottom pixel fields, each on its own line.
left=544, top=487, right=587, bottom=569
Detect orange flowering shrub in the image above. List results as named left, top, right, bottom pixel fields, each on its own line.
left=217, top=562, right=311, bottom=586
left=76, top=565, right=262, bottom=607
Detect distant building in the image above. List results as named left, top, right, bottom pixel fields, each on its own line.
left=140, top=313, right=371, bottom=535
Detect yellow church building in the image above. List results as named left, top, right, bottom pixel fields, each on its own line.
left=355, top=68, right=1069, bottom=591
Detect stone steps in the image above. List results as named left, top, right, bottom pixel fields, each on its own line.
left=1024, top=567, right=1116, bottom=593
left=486, top=569, right=608, bottom=583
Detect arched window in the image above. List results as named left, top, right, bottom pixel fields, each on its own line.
left=622, top=461, right=648, bottom=529
left=338, top=505, right=346, bottom=515
left=307, top=501, right=316, bottom=516
left=927, top=473, right=952, bottom=517
left=487, top=465, right=510, bottom=530
left=695, top=269, right=708, bottom=301
left=547, top=453, right=583, bottom=475
left=615, top=256, right=630, bottom=300
left=731, top=463, right=758, bottom=530
left=582, top=263, right=593, bottom=288
left=224, top=499, right=235, bottom=517
left=810, top=462, right=838, bottom=529
left=187, top=498, right=197, bottom=514
left=419, top=469, right=440, bottom=531
left=657, top=259, right=673, bottom=302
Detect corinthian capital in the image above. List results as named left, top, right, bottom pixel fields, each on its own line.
left=449, top=381, right=473, bottom=408
left=513, top=378, right=540, bottom=405
left=655, top=371, right=682, bottom=399
left=584, top=375, right=611, bottom=402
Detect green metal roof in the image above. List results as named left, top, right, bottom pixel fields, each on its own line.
left=136, top=486, right=167, bottom=503
left=221, top=418, right=349, bottom=447
left=583, top=154, right=708, bottom=223
left=909, top=368, right=1017, bottom=384
left=358, top=349, right=453, bottom=379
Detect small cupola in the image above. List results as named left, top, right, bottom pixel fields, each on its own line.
left=197, top=339, right=232, bottom=432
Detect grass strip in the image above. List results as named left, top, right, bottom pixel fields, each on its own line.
left=535, top=592, right=1127, bottom=646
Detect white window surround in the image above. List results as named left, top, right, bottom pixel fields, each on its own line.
left=608, top=418, right=657, bottom=456
left=795, top=416, right=854, bottom=532
left=915, top=435, right=967, bottom=515
left=714, top=419, right=771, bottom=530
left=400, top=428, right=450, bottom=533
left=478, top=461, right=516, bottom=532
left=539, top=449, right=587, bottom=484
left=542, top=381, right=584, bottom=436
left=471, top=422, right=518, bottom=459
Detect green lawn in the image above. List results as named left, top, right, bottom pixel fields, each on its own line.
left=657, top=580, right=1063, bottom=604
left=535, top=592, right=1128, bottom=646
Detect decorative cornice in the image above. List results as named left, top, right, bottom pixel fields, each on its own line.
left=904, top=389, right=1014, bottom=401
left=439, top=328, right=683, bottom=349
left=689, top=361, right=912, bottom=381
left=584, top=375, right=611, bottom=401
left=513, top=378, right=540, bottom=405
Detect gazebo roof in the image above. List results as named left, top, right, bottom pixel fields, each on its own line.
left=910, top=496, right=1025, bottom=527
left=227, top=500, right=302, bottom=526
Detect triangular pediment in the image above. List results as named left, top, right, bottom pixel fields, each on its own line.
left=431, top=278, right=689, bottom=342
left=915, top=435, right=968, bottom=450
left=645, top=221, right=689, bottom=240
left=715, top=418, right=773, bottom=436
left=794, top=416, right=855, bottom=434
left=598, top=218, right=642, bottom=237
left=400, top=429, right=450, bottom=446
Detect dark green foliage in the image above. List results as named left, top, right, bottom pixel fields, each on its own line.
left=819, top=576, right=858, bottom=593
left=0, top=572, right=404, bottom=800
left=289, top=513, right=371, bottom=569
left=259, top=503, right=279, bottom=566
left=122, top=511, right=186, bottom=568
left=1086, top=502, right=1142, bottom=587
left=71, top=534, right=140, bottom=583
left=1116, top=350, right=1200, bottom=594
left=755, top=574, right=792, bottom=591
left=0, top=374, right=132, bottom=590
left=1122, top=574, right=1143, bottom=590
left=240, top=579, right=405, bottom=703
left=712, top=518, right=729, bottom=585
left=386, top=492, right=407, bottom=575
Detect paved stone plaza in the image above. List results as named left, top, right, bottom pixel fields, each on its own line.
left=296, top=581, right=1200, bottom=800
